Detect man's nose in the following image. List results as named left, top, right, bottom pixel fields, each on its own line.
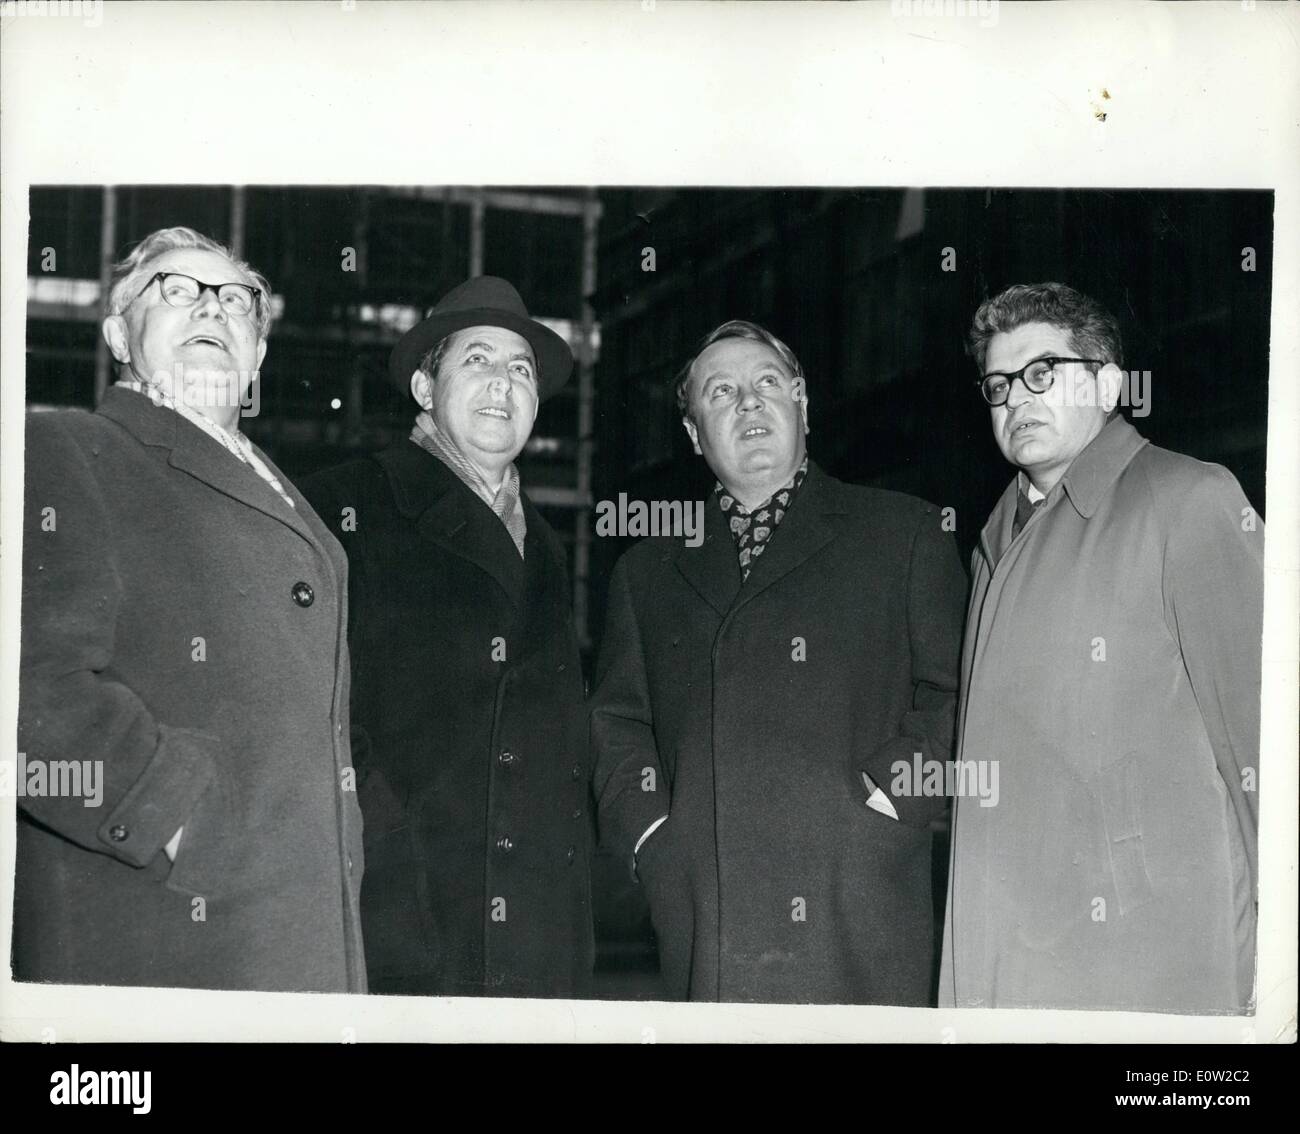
left=190, top=286, right=228, bottom=321
left=737, top=384, right=764, bottom=411
left=486, top=370, right=511, bottom=397
left=1005, top=375, right=1035, bottom=408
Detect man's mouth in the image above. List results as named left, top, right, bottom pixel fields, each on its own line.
left=476, top=406, right=511, bottom=420
left=1009, top=419, right=1042, bottom=436
left=739, top=425, right=770, bottom=440
left=181, top=334, right=229, bottom=351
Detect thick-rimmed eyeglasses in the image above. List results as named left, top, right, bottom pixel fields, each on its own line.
left=977, top=356, right=1103, bottom=407
left=133, top=272, right=262, bottom=319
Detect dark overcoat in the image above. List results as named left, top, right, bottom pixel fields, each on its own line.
left=939, top=418, right=1262, bottom=1013
left=590, top=462, right=967, bottom=1004
left=15, top=388, right=366, bottom=993
left=301, top=441, right=594, bottom=998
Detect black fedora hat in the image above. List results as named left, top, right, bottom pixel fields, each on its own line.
left=389, top=276, right=574, bottom=401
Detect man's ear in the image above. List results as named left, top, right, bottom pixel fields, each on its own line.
left=793, top=377, right=811, bottom=434
left=102, top=315, right=130, bottom=364
left=410, top=370, right=433, bottom=410
left=1097, top=362, right=1124, bottom=414
left=682, top=416, right=702, bottom=455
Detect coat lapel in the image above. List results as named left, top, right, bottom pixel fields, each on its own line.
left=376, top=441, right=526, bottom=605
left=672, top=461, right=842, bottom=618
left=673, top=493, right=742, bottom=617
left=728, top=462, right=839, bottom=614
left=98, top=386, right=318, bottom=548
left=511, top=500, right=571, bottom=656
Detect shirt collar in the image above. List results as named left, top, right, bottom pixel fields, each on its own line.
left=1012, top=417, right=1147, bottom=518
left=1019, top=472, right=1046, bottom=504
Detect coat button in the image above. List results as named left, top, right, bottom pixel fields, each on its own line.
left=566, top=846, right=576, bottom=866
left=572, top=808, right=582, bottom=820
left=571, top=764, right=582, bottom=781
left=498, top=749, right=517, bottom=766
left=108, top=825, right=129, bottom=842
left=292, top=581, right=315, bottom=607
left=347, top=855, right=354, bottom=872
left=496, top=836, right=514, bottom=852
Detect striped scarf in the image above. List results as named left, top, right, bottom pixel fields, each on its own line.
left=410, top=411, right=527, bottom=558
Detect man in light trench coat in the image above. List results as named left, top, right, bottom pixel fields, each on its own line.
left=939, top=282, right=1262, bottom=1013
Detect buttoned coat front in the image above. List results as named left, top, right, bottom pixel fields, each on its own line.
left=302, top=442, right=594, bottom=998
left=938, top=418, right=1262, bottom=1013
left=590, top=462, right=967, bottom=1004
left=15, top=388, right=366, bottom=993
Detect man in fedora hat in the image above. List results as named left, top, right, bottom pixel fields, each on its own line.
left=302, top=276, right=594, bottom=998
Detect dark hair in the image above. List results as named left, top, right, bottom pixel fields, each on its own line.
left=418, top=335, right=452, bottom=382
left=673, top=319, right=804, bottom=417
left=967, top=282, right=1124, bottom=375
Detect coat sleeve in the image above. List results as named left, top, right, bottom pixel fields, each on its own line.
left=589, top=554, right=671, bottom=867
left=856, top=503, right=968, bottom=827
left=18, top=414, right=229, bottom=870
left=1162, top=464, right=1262, bottom=994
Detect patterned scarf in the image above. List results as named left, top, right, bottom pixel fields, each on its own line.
left=410, top=410, right=527, bottom=559
left=715, top=457, right=809, bottom=580
left=115, top=379, right=295, bottom=509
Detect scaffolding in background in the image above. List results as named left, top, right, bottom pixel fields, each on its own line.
left=33, top=185, right=602, bottom=647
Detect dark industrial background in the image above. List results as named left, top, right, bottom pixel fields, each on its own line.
left=23, top=186, right=1274, bottom=999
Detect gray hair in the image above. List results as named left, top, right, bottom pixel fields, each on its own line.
left=107, top=226, right=273, bottom=339
left=674, top=319, right=805, bottom=417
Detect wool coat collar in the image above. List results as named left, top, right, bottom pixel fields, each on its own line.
left=96, top=385, right=318, bottom=550
left=978, top=415, right=1150, bottom=568
left=673, top=459, right=847, bottom=618
left=373, top=439, right=538, bottom=605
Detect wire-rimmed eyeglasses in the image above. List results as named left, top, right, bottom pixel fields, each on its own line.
left=977, top=356, right=1103, bottom=407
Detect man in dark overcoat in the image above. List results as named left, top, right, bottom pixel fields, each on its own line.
left=590, top=319, right=968, bottom=1004
left=15, top=226, right=366, bottom=992
left=302, top=277, right=594, bottom=998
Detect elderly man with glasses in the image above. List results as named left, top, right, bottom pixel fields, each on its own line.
left=15, top=226, right=366, bottom=992
left=938, top=282, right=1263, bottom=1014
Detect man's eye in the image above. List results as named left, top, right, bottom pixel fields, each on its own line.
left=510, top=363, right=534, bottom=380
left=758, top=375, right=777, bottom=386
left=710, top=384, right=732, bottom=399
left=467, top=353, right=487, bottom=364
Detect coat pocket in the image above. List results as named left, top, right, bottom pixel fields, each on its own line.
left=1098, top=753, right=1156, bottom=916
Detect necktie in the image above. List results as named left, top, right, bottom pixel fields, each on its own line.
left=1012, top=490, right=1045, bottom=539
